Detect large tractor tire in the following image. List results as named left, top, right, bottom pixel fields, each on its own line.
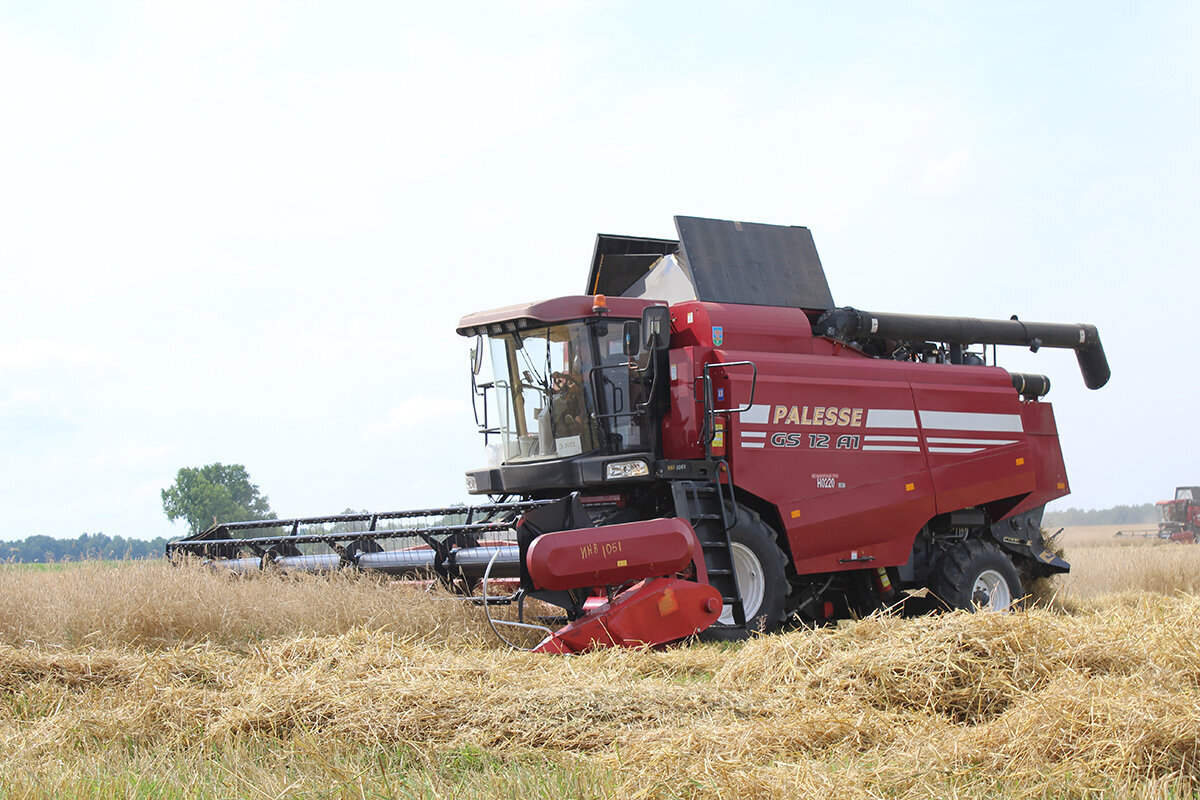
left=701, top=506, right=789, bottom=641
left=930, top=538, right=1023, bottom=611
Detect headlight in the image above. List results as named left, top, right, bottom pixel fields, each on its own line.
left=465, top=475, right=477, bottom=492
left=605, top=460, right=650, bottom=480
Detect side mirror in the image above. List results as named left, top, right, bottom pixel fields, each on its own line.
left=623, top=320, right=640, bottom=357
left=470, top=335, right=484, bottom=375
left=641, top=306, right=670, bottom=351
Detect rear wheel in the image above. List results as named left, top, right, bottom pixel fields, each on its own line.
left=702, top=507, right=788, bottom=640
left=931, top=539, right=1023, bottom=611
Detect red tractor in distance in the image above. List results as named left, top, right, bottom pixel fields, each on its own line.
left=1115, top=487, right=1200, bottom=543
left=1157, top=487, right=1200, bottom=543
left=169, top=216, right=1110, bottom=652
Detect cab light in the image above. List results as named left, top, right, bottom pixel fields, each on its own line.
left=605, top=460, right=650, bottom=480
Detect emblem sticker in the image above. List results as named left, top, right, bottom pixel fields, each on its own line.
left=712, top=326, right=723, bottom=346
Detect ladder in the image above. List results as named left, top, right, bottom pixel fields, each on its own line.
left=670, top=480, right=746, bottom=629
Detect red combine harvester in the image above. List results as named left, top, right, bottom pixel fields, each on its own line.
left=1158, top=488, right=1200, bottom=543
left=1117, top=487, right=1200, bottom=543
left=168, top=216, right=1110, bottom=652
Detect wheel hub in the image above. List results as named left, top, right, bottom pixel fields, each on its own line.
left=971, top=568, right=1012, bottom=610
left=719, top=541, right=765, bottom=626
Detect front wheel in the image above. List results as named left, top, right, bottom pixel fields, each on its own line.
left=930, top=539, right=1023, bottom=611
left=701, top=506, right=788, bottom=640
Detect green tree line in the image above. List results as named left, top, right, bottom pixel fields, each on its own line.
left=1043, top=503, right=1157, bottom=527
left=2, top=533, right=169, bottom=563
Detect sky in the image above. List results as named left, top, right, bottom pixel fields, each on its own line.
left=1, top=1, right=1196, bottom=540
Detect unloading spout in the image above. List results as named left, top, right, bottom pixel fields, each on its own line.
left=814, top=307, right=1110, bottom=390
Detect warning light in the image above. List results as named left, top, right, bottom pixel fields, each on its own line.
left=593, top=294, right=609, bottom=315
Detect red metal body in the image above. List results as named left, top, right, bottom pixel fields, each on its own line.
left=526, top=517, right=708, bottom=590
left=522, top=517, right=720, bottom=653
left=532, top=577, right=723, bottom=654
left=661, top=302, right=1068, bottom=573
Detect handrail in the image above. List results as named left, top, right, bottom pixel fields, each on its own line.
left=695, top=360, right=758, bottom=454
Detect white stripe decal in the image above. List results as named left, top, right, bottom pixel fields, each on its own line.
left=864, top=435, right=919, bottom=443
left=863, top=445, right=922, bottom=452
left=741, top=431, right=767, bottom=438
left=926, top=437, right=1017, bottom=446
left=928, top=446, right=984, bottom=454
left=741, top=404, right=770, bottom=424
left=919, top=411, right=1024, bottom=433
left=866, top=409, right=918, bottom=429
left=741, top=442, right=765, bottom=449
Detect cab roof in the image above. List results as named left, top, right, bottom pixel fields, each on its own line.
left=457, top=295, right=654, bottom=337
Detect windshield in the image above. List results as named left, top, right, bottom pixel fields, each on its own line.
left=1162, top=501, right=1187, bottom=524
left=479, top=319, right=651, bottom=465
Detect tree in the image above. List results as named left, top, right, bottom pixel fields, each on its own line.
left=161, top=463, right=275, bottom=535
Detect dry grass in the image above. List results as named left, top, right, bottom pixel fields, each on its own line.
left=1057, top=524, right=1161, bottom=547
left=0, top=560, right=496, bottom=650
left=1, top=551, right=1199, bottom=798
left=1057, top=531, right=1200, bottom=602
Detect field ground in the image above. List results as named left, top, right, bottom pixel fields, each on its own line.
left=2, top=541, right=1199, bottom=799
left=1057, top=523, right=1162, bottom=547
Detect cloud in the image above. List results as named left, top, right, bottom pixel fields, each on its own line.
left=0, top=339, right=114, bottom=370
left=0, top=385, right=79, bottom=447
left=919, top=146, right=973, bottom=196
left=364, top=395, right=472, bottom=439
left=87, top=441, right=173, bottom=471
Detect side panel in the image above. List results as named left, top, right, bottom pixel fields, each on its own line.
left=661, top=302, right=817, bottom=461
left=657, top=301, right=1064, bottom=577
left=724, top=351, right=938, bottom=574
left=662, top=346, right=704, bottom=460
left=907, top=364, right=1036, bottom=516
left=1003, top=401, right=1069, bottom=519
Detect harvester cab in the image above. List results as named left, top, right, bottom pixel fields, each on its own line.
left=169, top=216, right=1110, bottom=652
left=1156, top=487, right=1200, bottom=544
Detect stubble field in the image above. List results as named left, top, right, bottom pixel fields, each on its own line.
left=1, top=527, right=1198, bottom=799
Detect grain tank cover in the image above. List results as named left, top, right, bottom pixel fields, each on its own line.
left=585, top=216, right=836, bottom=311
left=586, top=234, right=679, bottom=296
left=675, top=216, right=835, bottom=311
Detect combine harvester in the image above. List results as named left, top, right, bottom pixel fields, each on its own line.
left=1116, top=486, right=1200, bottom=543
left=168, top=216, right=1110, bottom=652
